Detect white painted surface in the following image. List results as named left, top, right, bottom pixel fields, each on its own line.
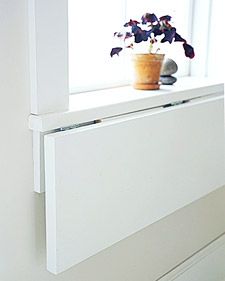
left=207, top=0, right=225, bottom=82
left=31, top=79, right=224, bottom=193
left=29, top=78, right=224, bottom=132
left=45, top=96, right=225, bottom=274
left=190, top=0, right=212, bottom=76
left=159, top=234, right=225, bottom=281
left=1, top=1, right=225, bottom=281
left=28, top=0, right=69, bottom=114
left=32, top=131, right=45, bottom=192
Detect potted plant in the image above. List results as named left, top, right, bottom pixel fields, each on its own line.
left=110, top=13, right=195, bottom=90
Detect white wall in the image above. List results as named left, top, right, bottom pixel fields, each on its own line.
left=0, top=1, right=225, bottom=281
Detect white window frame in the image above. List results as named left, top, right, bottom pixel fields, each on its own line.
left=28, top=0, right=218, bottom=193
left=28, top=0, right=212, bottom=116
left=190, top=0, right=213, bottom=77
left=29, top=0, right=69, bottom=115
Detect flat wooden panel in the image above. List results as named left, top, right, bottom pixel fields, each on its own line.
left=44, top=97, right=225, bottom=274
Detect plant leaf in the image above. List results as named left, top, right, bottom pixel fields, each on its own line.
left=133, top=27, right=150, bottom=43
left=151, top=23, right=162, bottom=36
left=124, top=32, right=133, bottom=40
left=114, top=32, right=123, bottom=38
left=110, top=47, right=123, bottom=57
left=159, top=15, right=172, bottom=21
left=183, top=43, right=195, bottom=58
left=161, top=27, right=176, bottom=43
left=134, top=33, right=143, bottom=43
left=131, top=25, right=141, bottom=34
left=124, top=19, right=140, bottom=27
left=174, top=33, right=186, bottom=43
left=141, top=13, right=158, bottom=24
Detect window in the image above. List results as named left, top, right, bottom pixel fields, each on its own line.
left=207, top=0, right=225, bottom=81
left=69, top=0, right=193, bottom=94
left=68, top=0, right=128, bottom=94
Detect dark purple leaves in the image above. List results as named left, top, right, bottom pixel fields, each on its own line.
left=134, top=33, right=143, bottom=43
left=124, top=19, right=140, bottom=27
left=114, top=32, right=133, bottom=40
left=114, top=32, right=123, bottom=38
left=161, top=27, right=176, bottom=43
left=159, top=15, right=172, bottom=21
left=183, top=43, right=195, bottom=58
left=141, top=13, right=158, bottom=24
left=134, top=31, right=149, bottom=43
left=131, top=25, right=141, bottom=34
left=131, top=25, right=151, bottom=43
left=124, top=32, right=133, bottom=40
left=126, top=43, right=134, bottom=49
left=110, top=12, right=195, bottom=59
left=110, top=47, right=123, bottom=57
left=174, top=33, right=186, bottom=43
left=151, top=23, right=163, bottom=36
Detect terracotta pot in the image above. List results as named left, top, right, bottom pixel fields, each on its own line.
left=132, top=53, right=165, bottom=90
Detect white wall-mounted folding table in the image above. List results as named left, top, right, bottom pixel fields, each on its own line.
left=29, top=78, right=225, bottom=274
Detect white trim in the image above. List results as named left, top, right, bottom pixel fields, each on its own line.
left=30, top=78, right=224, bottom=193
left=29, top=77, right=224, bottom=132
left=187, top=0, right=195, bottom=75
left=28, top=0, right=69, bottom=114
left=158, top=233, right=225, bottom=281
left=183, top=0, right=195, bottom=76
left=33, top=131, right=45, bottom=193
left=190, top=0, right=212, bottom=76
left=204, top=0, right=213, bottom=77
left=27, top=0, right=212, bottom=113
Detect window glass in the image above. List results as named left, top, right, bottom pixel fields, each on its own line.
left=207, top=0, right=225, bottom=81
left=69, top=0, right=192, bottom=94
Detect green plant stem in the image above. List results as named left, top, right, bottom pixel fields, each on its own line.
left=149, top=42, right=153, bottom=53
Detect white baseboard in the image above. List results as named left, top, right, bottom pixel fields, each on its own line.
left=158, top=233, right=225, bottom=281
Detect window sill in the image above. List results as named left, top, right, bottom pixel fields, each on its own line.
left=29, top=76, right=224, bottom=132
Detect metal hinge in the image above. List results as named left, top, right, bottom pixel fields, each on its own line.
left=163, top=99, right=190, bottom=108
left=54, top=119, right=102, bottom=133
